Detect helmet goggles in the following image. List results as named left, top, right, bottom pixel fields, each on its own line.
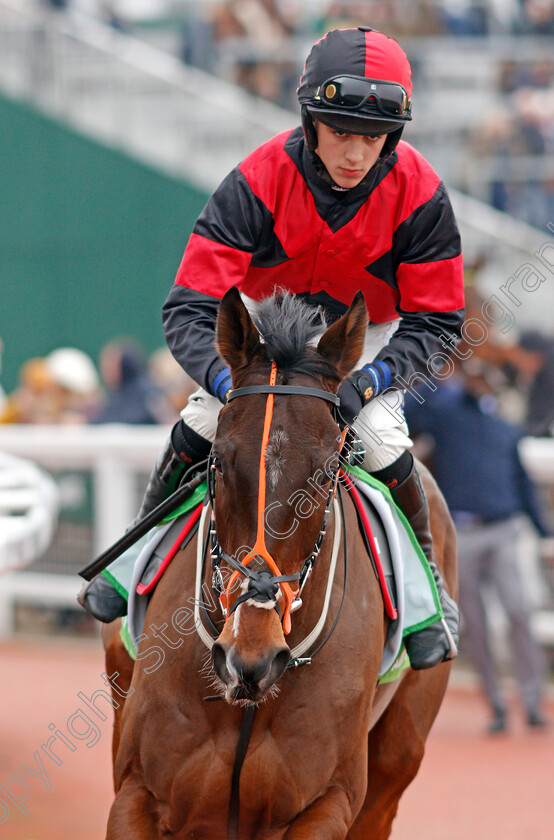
left=312, top=75, right=412, bottom=121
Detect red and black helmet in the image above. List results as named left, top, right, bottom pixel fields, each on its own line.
left=297, top=27, right=413, bottom=156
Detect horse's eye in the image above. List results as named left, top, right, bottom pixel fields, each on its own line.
left=213, top=456, right=223, bottom=476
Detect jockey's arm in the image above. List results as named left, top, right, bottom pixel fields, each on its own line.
left=371, top=306, right=465, bottom=388
left=342, top=180, right=465, bottom=419
left=163, top=285, right=227, bottom=398
left=370, top=180, right=465, bottom=389
left=163, top=167, right=265, bottom=398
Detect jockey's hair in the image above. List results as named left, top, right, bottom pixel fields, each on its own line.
left=252, top=291, right=339, bottom=381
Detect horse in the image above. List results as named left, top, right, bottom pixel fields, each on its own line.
left=102, top=288, right=457, bottom=839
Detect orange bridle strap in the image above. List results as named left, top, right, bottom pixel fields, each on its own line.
left=222, top=362, right=298, bottom=634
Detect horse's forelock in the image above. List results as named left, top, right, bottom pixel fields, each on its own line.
left=251, top=293, right=339, bottom=380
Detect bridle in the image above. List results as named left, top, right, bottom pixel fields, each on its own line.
left=208, top=361, right=345, bottom=635
left=205, top=361, right=350, bottom=840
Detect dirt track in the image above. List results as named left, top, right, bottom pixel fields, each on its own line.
left=1, top=636, right=552, bottom=839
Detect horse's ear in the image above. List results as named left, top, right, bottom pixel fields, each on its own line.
left=216, top=287, right=261, bottom=373
left=316, top=292, right=368, bottom=381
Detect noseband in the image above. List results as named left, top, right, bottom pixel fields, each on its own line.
left=208, top=362, right=344, bottom=635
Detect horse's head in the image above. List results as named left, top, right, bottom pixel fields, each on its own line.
left=209, top=288, right=368, bottom=704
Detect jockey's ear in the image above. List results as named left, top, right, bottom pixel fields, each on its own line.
left=216, top=287, right=261, bottom=374
left=316, top=291, right=368, bottom=382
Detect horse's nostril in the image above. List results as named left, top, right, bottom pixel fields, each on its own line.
left=229, top=647, right=291, bottom=688
left=228, top=649, right=268, bottom=685
left=212, top=642, right=229, bottom=683
left=273, top=647, right=291, bottom=678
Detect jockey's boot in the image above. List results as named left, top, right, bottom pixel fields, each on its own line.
left=129, top=420, right=212, bottom=531
left=78, top=420, right=211, bottom=623
left=376, top=453, right=459, bottom=670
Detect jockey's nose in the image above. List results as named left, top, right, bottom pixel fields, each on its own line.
left=344, top=135, right=365, bottom=163
left=212, top=642, right=290, bottom=697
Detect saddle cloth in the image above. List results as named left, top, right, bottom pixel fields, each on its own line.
left=348, top=466, right=442, bottom=678
left=107, top=469, right=441, bottom=680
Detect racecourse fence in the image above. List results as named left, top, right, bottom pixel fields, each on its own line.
left=0, top=425, right=553, bottom=651
left=0, top=425, right=166, bottom=635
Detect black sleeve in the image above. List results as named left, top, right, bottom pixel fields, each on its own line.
left=367, top=182, right=465, bottom=385
left=162, top=285, right=226, bottom=394
left=394, top=181, right=462, bottom=265
left=373, top=308, right=465, bottom=384
left=194, top=167, right=267, bottom=252
left=163, top=168, right=272, bottom=393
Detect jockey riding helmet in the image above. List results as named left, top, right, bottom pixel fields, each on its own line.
left=297, top=27, right=413, bottom=170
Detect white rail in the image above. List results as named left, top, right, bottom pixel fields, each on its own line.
left=519, top=438, right=554, bottom=484
left=0, top=452, right=59, bottom=574
left=0, top=424, right=168, bottom=552
left=0, top=424, right=168, bottom=636
left=1, top=424, right=551, bottom=553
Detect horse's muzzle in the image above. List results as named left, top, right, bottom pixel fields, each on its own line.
left=212, top=642, right=290, bottom=703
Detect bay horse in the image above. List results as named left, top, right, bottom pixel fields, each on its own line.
left=103, top=288, right=457, bottom=839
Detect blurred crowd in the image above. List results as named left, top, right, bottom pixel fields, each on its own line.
left=455, top=280, right=554, bottom=439
left=0, top=340, right=197, bottom=427
left=402, top=264, right=554, bottom=730
left=464, top=54, right=554, bottom=227
left=41, top=0, right=554, bottom=230
left=43, top=1, right=554, bottom=104
left=175, top=1, right=554, bottom=109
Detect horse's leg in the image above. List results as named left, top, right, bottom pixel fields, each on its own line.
left=105, top=778, right=160, bottom=840
left=345, top=665, right=450, bottom=840
left=102, top=620, right=135, bottom=788
left=283, top=769, right=367, bottom=840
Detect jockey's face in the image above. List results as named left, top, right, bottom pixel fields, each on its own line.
left=313, top=120, right=387, bottom=188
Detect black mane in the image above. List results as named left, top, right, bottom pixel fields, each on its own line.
left=252, top=292, right=339, bottom=380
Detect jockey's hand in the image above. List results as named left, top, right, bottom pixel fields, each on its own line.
left=337, top=379, right=365, bottom=428
left=337, top=363, right=389, bottom=428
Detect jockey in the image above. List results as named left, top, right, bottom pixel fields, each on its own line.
left=82, top=27, right=464, bottom=670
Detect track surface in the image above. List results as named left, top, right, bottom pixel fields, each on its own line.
left=1, top=637, right=552, bottom=839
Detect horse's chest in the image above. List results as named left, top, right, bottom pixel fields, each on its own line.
left=143, top=743, right=296, bottom=836
left=173, top=757, right=310, bottom=835
left=158, top=706, right=366, bottom=836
